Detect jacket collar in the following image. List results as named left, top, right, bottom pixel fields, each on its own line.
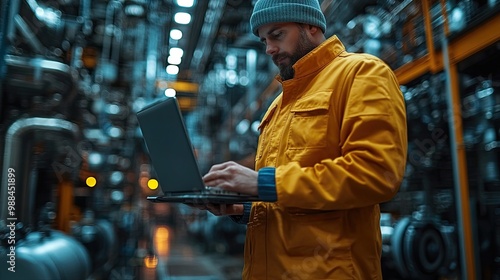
left=275, top=35, right=345, bottom=82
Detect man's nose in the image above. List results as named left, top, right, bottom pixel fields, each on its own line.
left=266, top=43, right=278, bottom=55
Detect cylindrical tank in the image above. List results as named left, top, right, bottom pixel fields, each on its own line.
left=0, top=230, right=91, bottom=280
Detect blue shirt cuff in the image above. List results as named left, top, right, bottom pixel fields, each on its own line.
left=229, top=202, right=252, bottom=224
left=258, top=167, right=277, bottom=202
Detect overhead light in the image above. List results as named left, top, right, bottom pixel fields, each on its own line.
left=169, top=47, right=184, bottom=57
left=35, top=6, right=61, bottom=28
left=170, top=29, right=183, bottom=40
left=107, top=126, right=123, bottom=138
left=124, top=4, right=145, bottom=16
left=363, top=15, right=382, bottom=39
left=166, top=65, right=179, bottom=75
left=86, top=176, right=97, bottom=187
left=168, top=56, right=182, bottom=65
left=147, top=179, right=159, bottom=190
left=176, top=0, right=194, bottom=8
left=88, top=152, right=104, bottom=167
left=110, top=171, right=124, bottom=185
left=251, top=120, right=260, bottom=134
left=174, top=12, right=191, bottom=24
left=164, top=88, right=176, bottom=97
left=144, top=255, right=158, bottom=268
left=111, top=190, right=124, bottom=203
left=236, top=119, right=250, bottom=135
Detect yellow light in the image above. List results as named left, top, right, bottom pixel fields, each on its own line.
left=144, top=255, right=158, bottom=268
left=148, top=179, right=159, bottom=190
left=154, top=226, right=170, bottom=256
left=86, top=176, right=97, bottom=187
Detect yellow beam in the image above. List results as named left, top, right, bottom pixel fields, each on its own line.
left=168, top=81, right=199, bottom=93
left=421, top=0, right=438, bottom=72
left=395, top=13, right=500, bottom=84
left=56, top=180, right=73, bottom=233
left=177, top=96, right=197, bottom=111
left=448, top=13, right=500, bottom=64
left=156, top=80, right=199, bottom=94
left=394, top=54, right=432, bottom=85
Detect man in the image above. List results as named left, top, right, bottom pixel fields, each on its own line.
left=200, top=0, right=408, bottom=279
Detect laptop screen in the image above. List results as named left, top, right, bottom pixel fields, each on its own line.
left=136, top=97, right=206, bottom=193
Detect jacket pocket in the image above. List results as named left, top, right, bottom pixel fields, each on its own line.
left=280, top=210, right=355, bottom=279
left=287, top=92, right=331, bottom=150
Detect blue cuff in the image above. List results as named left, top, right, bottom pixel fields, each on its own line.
left=229, top=202, right=252, bottom=224
left=258, top=167, right=277, bottom=202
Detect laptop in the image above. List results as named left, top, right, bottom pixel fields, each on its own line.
left=136, top=97, right=260, bottom=204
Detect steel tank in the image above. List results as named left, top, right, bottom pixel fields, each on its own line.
left=0, top=230, right=91, bottom=280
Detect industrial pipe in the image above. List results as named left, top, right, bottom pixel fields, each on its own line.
left=0, top=117, right=79, bottom=226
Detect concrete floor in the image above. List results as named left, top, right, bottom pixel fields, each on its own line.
left=146, top=224, right=245, bottom=280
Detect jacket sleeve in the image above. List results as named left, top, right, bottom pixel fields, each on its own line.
left=229, top=167, right=277, bottom=224
left=228, top=202, right=253, bottom=224
left=275, top=58, right=408, bottom=210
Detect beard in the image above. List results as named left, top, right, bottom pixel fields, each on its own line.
left=273, top=28, right=317, bottom=81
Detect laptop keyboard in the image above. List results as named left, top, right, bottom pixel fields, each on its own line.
left=204, top=187, right=248, bottom=196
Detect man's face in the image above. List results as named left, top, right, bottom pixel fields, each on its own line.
left=258, top=23, right=317, bottom=80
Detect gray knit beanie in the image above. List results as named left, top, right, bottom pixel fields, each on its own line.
left=250, top=0, right=326, bottom=36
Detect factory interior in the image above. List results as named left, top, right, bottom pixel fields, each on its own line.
left=1, top=0, right=500, bottom=279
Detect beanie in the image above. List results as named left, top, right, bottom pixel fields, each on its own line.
left=250, top=0, right=326, bottom=36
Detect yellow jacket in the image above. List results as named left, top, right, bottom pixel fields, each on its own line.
left=244, top=36, right=407, bottom=279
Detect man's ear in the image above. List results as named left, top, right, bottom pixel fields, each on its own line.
left=308, top=25, right=320, bottom=34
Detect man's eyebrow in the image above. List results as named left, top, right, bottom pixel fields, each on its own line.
left=259, top=26, right=280, bottom=43
left=266, top=26, right=280, bottom=36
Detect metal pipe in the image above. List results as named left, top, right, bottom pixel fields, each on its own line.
left=96, top=0, right=123, bottom=84
left=442, top=33, right=478, bottom=280
left=14, top=14, right=44, bottom=53
left=440, top=0, right=450, bottom=36
left=0, top=117, right=79, bottom=226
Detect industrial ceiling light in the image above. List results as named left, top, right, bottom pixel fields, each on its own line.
left=164, top=88, right=176, bottom=97
left=124, top=4, right=145, bottom=17
left=166, top=65, right=179, bottom=75
left=34, top=6, right=61, bottom=28
left=174, top=12, right=191, bottom=24
left=363, top=14, right=382, bottom=39
left=168, top=56, right=182, bottom=65
left=176, top=0, right=195, bottom=8
left=170, top=29, right=183, bottom=40
left=169, top=47, right=184, bottom=57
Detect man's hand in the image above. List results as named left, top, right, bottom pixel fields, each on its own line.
left=202, top=161, right=258, bottom=196
left=187, top=203, right=244, bottom=216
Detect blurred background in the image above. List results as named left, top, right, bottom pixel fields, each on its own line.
left=0, top=0, right=499, bottom=279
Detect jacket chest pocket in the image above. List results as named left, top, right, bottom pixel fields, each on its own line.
left=287, top=107, right=329, bottom=150
left=284, top=92, right=333, bottom=166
